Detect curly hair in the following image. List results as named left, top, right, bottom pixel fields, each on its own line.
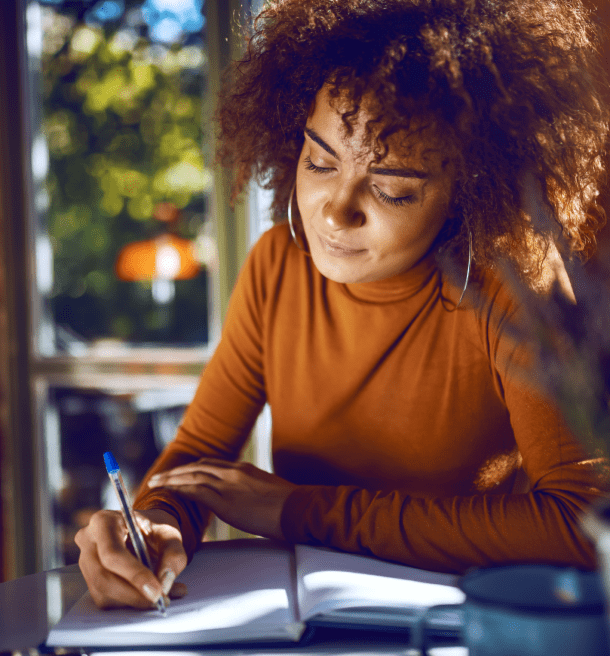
left=216, top=0, right=609, bottom=278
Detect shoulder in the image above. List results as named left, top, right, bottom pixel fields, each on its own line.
left=468, top=266, right=522, bottom=327
left=461, top=266, right=536, bottom=383
left=438, top=263, right=521, bottom=340
left=435, top=265, right=523, bottom=368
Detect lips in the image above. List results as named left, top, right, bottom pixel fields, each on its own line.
left=317, top=233, right=365, bottom=257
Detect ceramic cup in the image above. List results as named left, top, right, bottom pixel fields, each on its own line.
left=425, top=565, right=608, bottom=656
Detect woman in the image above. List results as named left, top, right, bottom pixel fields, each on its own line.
left=76, top=0, right=610, bottom=609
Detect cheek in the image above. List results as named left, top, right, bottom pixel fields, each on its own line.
left=373, top=203, right=449, bottom=260
left=374, top=207, right=426, bottom=246
left=295, top=174, right=320, bottom=226
left=401, top=191, right=451, bottom=240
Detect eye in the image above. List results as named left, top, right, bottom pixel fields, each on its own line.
left=303, top=156, right=334, bottom=174
left=373, top=186, right=417, bottom=207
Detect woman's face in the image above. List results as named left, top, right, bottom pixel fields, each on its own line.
left=296, top=86, right=456, bottom=284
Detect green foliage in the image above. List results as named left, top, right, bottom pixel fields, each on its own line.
left=42, top=9, right=211, bottom=344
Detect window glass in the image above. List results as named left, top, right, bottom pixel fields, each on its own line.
left=47, top=385, right=194, bottom=565
left=26, top=0, right=214, bottom=569
left=37, top=0, right=212, bottom=348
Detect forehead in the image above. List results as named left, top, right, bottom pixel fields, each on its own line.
left=308, top=85, right=447, bottom=166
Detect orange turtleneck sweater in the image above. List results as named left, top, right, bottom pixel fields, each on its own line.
left=134, top=223, right=607, bottom=574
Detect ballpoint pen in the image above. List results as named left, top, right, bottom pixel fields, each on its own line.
left=103, top=451, right=167, bottom=616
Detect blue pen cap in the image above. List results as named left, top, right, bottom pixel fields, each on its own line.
left=103, top=451, right=120, bottom=474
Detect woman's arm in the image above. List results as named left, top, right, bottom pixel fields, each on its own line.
left=277, top=383, right=608, bottom=573
left=130, top=227, right=273, bottom=557
left=76, top=228, right=274, bottom=607
left=147, top=380, right=608, bottom=574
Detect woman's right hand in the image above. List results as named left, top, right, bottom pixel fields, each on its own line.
left=75, top=507, right=188, bottom=609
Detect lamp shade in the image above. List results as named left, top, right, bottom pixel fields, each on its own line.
left=115, top=234, right=201, bottom=281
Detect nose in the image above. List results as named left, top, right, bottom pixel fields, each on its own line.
left=321, top=188, right=365, bottom=230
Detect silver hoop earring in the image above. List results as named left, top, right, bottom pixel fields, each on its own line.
left=456, top=231, right=473, bottom=308
left=287, top=183, right=308, bottom=253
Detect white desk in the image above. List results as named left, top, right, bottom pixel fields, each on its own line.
left=0, top=565, right=466, bottom=655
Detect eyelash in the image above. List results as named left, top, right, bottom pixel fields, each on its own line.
left=303, top=156, right=333, bottom=174
left=303, top=156, right=416, bottom=208
left=373, top=188, right=416, bottom=207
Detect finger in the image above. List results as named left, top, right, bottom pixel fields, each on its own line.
left=161, top=483, right=225, bottom=507
left=85, top=563, right=163, bottom=610
left=196, top=457, right=241, bottom=468
left=148, top=470, right=222, bottom=487
left=156, top=536, right=188, bottom=595
left=90, top=512, right=164, bottom=605
left=135, top=512, right=154, bottom=537
left=149, top=458, right=237, bottom=480
left=76, top=526, right=160, bottom=610
left=148, top=471, right=224, bottom=489
left=148, top=466, right=224, bottom=486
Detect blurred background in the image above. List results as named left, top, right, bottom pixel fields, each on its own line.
left=0, top=0, right=274, bottom=581
left=0, top=0, right=607, bottom=582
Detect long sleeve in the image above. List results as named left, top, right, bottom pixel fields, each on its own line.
left=280, top=384, right=608, bottom=573
left=133, top=230, right=269, bottom=559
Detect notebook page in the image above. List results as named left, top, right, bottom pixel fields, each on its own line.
left=47, top=539, right=303, bottom=648
left=295, top=545, right=466, bottom=622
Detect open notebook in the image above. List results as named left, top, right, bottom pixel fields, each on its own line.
left=46, top=539, right=465, bottom=649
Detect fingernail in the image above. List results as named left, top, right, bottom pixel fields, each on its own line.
left=161, top=569, right=176, bottom=595
left=142, top=583, right=161, bottom=603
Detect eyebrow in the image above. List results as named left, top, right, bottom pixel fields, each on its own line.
left=369, top=166, right=429, bottom=179
left=304, top=127, right=339, bottom=159
left=304, top=127, right=429, bottom=179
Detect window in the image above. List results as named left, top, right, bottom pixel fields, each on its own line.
left=0, top=0, right=257, bottom=577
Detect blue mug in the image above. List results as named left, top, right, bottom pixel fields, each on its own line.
left=425, top=565, right=608, bottom=656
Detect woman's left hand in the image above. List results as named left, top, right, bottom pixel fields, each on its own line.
left=147, top=459, right=297, bottom=540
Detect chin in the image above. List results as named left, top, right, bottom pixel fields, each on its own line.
left=310, top=253, right=370, bottom=284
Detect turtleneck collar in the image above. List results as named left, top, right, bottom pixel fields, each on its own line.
left=337, top=252, right=439, bottom=304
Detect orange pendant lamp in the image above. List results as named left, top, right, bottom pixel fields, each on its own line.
left=115, top=234, right=200, bottom=281
left=115, top=203, right=201, bottom=281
